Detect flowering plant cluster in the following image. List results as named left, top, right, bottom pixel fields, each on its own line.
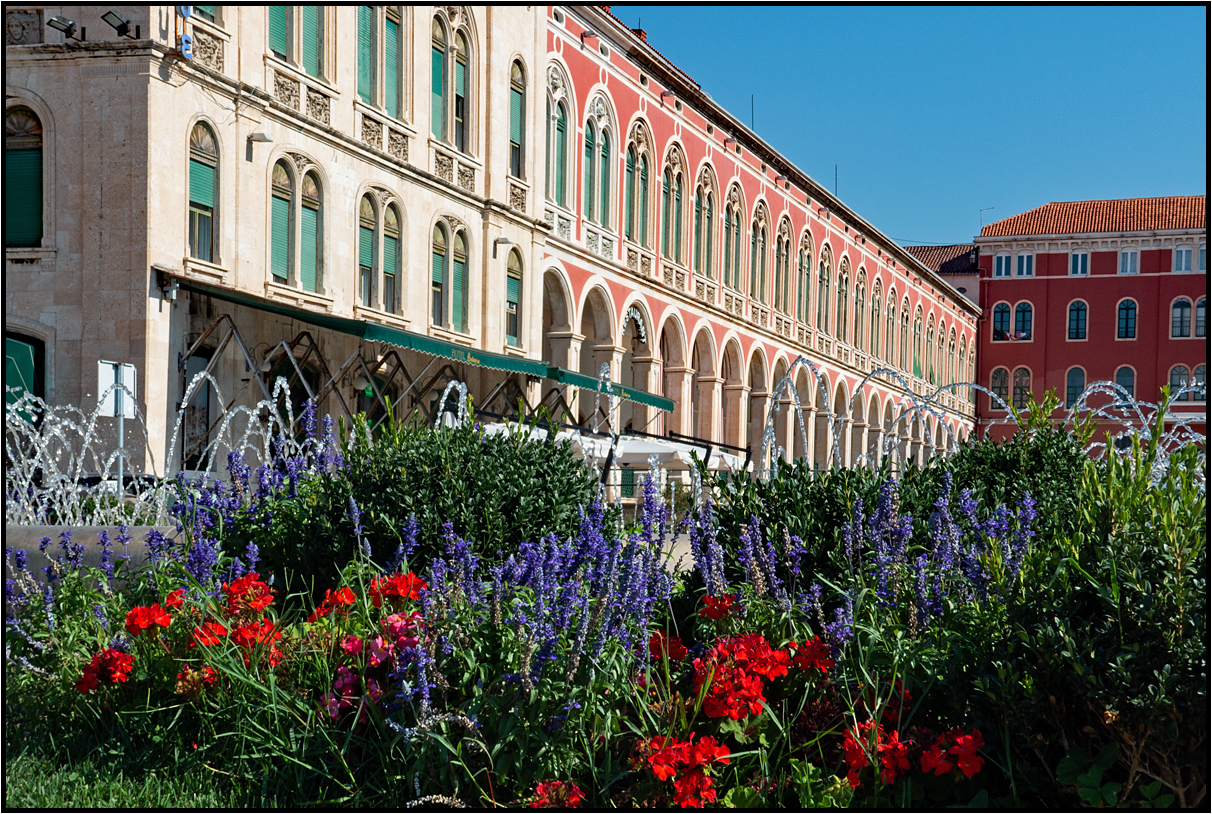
left=639, top=733, right=732, bottom=808
left=843, top=719, right=986, bottom=789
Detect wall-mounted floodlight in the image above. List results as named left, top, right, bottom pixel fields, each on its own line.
left=247, top=132, right=273, bottom=143
left=774, top=174, right=788, bottom=183
left=660, top=90, right=676, bottom=100
left=102, top=10, right=139, bottom=39
left=723, top=137, right=737, bottom=146
left=47, top=15, right=85, bottom=40
left=580, top=30, right=599, bottom=44
left=493, top=236, right=515, bottom=259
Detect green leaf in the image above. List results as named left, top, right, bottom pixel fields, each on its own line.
left=1056, top=748, right=1089, bottom=785
left=721, top=786, right=763, bottom=808
left=1092, top=743, right=1118, bottom=772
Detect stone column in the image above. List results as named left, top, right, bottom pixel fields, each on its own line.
left=545, top=330, right=583, bottom=423
left=722, top=382, right=747, bottom=450
left=628, top=353, right=660, bottom=433
left=850, top=418, right=868, bottom=468
left=747, top=387, right=770, bottom=466
left=664, top=365, right=695, bottom=437
left=586, top=342, right=624, bottom=432
left=696, top=375, right=725, bottom=443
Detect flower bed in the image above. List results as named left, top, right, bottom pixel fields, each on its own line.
left=5, top=401, right=1206, bottom=808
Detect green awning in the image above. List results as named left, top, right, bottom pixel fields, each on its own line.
left=168, top=274, right=547, bottom=378
left=546, top=366, right=673, bottom=413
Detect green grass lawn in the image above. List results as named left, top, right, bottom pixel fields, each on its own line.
left=4, top=748, right=277, bottom=809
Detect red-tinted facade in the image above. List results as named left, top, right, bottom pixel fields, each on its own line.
left=974, top=197, right=1207, bottom=443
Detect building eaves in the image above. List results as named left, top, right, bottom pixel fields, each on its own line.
left=980, top=196, right=1206, bottom=238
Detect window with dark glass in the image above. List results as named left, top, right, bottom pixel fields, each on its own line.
left=1117, top=299, right=1137, bottom=339
left=506, top=249, right=522, bottom=346
left=992, top=303, right=1010, bottom=341
left=1066, top=367, right=1085, bottom=407
left=991, top=367, right=1009, bottom=408
left=1012, top=367, right=1031, bottom=409
left=1115, top=366, right=1134, bottom=401
left=1171, top=298, right=1191, bottom=337
left=358, top=195, right=376, bottom=307
left=1014, top=302, right=1032, bottom=340
left=1068, top=301, right=1087, bottom=340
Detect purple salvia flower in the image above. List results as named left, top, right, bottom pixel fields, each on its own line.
left=14, top=549, right=28, bottom=571
left=97, top=529, right=114, bottom=579
left=93, top=604, right=108, bottom=626
left=37, top=536, right=51, bottom=554
left=244, top=541, right=260, bottom=573
left=42, top=583, right=55, bottom=631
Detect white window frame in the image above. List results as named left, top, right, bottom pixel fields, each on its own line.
left=1173, top=246, right=1193, bottom=273
left=1199, top=245, right=1206, bottom=273
left=1016, top=253, right=1033, bottom=277
left=1069, top=250, right=1089, bottom=276
left=1118, top=248, right=1138, bottom=275
left=994, top=254, right=1011, bottom=278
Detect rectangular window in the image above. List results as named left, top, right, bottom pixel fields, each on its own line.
left=188, top=159, right=214, bottom=262
left=300, top=205, right=319, bottom=293
left=994, top=255, right=1011, bottom=277
left=1068, top=306, right=1086, bottom=340
left=1016, top=254, right=1033, bottom=277
left=1173, top=247, right=1192, bottom=273
left=383, top=234, right=397, bottom=313
left=357, top=6, right=375, bottom=105
left=1070, top=252, right=1088, bottom=276
left=509, top=87, right=523, bottom=178
left=1119, top=249, right=1137, bottom=275
left=431, top=46, right=444, bottom=139
left=268, top=6, right=289, bottom=59
left=454, top=58, right=466, bottom=152
left=506, top=275, right=520, bottom=345
left=431, top=251, right=445, bottom=325
left=1200, top=247, right=1207, bottom=273
left=270, top=194, right=290, bottom=283
left=301, top=6, right=323, bottom=78
left=359, top=224, right=374, bottom=305
left=194, top=5, right=216, bottom=23
left=1118, top=305, right=1136, bottom=338
left=384, top=16, right=400, bottom=119
left=4, top=147, right=43, bottom=248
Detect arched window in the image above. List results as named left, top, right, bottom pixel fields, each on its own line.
left=431, top=223, right=447, bottom=325
left=357, top=6, right=405, bottom=115
left=1068, top=301, right=1087, bottom=340
left=991, top=367, right=1009, bottom=408
left=948, top=336, right=956, bottom=388
left=300, top=172, right=322, bottom=293
left=1171, top=298, right=1191, bottom=337
left=870, top=285, right=881, bottom=358
left=1014, top=302, right=1033, bottom=340
left=817, top=255, right=831, bottom=333
left=625, top=146, right=636, bottom=240
left=723, top=193, right=743, bottom=290
left=546, top=97, right=569, bottom=207
left=1169, top=365, right=1190, bottom=401
left=453, top=31, right=469, bottom=151
left=188, top=122, right=218, bottom=262
left=430, top=18, right=447, bottom=139
left=599, top=128, right=611, bottom=228
left=585, top=121, right=599, bottom=222
left=357, top=6, right=377, bottom=105
left=384, top=7, right=403, bottom=119
left=383, top=204, right=400, bottom=313
left=885, top=292, right=896, bottom=362
left=959, top=343, right=967, bottom=399
left=358, top=194, right=377, bottom=307
left=992, top=303, right=1011, bottom=341
left=1196, top=297, right=1207, bottom=338
left=1118, top=299, right=1137, bottom=339
left=702, top=188, right=713, bottom=276
left=899, top=306, right=910, bottom=371
left=1193, top=365, right=1206, bottom=402
left=6, top=107, right=44, bottom=248
left=451, top=231, right=468, bottom=332
left=506, top=248, right=523, bottom=346
left=836, top=272, right=849, bottom=341
left=773, top=232, right=784, bottom=311
left=749, top=217, right=767, bottom=303
left=639, top=153, right=650, bottom=246
left=1115, top=366, right=1134, bottom=401
left=1012, top=367, right=1031, bottom=409
left=509, top=61, right=525, bottom=177
left=661, top=160, right=684, bottom=262
left=1066, top=367, right=1085, bottom=407
left=693, top=178, right=715, bottom=278
left=270, top=160, right=294, bottom=284
left=912, top=312, right=923, bottom=378
left=854, top=275, right=866, bottom=350
left=797, top=240, right=812, bottom=322
left=925, top=320, right=935, bottom=383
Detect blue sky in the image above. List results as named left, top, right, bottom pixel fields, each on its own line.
left=620, top=5, right=1208, bottom=246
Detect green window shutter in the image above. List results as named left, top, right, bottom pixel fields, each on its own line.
left=431, top=46, right=444, bottom=138
left=455, top=57, right=466, bottom=99
left=624, top=150, right=634, bottom=238
left=510, top=87, right=523, bottom=145
left=6, top=336, right=38, bottom=406
left=432, top=249, right=445, bottom=284
left=357, top=6, right=375, bottom=104
left=583, top=129, right=594, bottom=219
left=383, top=234, right=397, bottom=277
left=268, top=6, right=288, bottom=58
left=194, top=6, right=216, bottom=20
left=554, top=108, right=567, bottom=204
left=4, top=148, right=42, bottom=247
left=189, top=158, right=215, bottom=208
left=599, top=134, right=610, bottom=227
left=270, top=195, right=290, bottom=281
left=385, top=18, right=400, bottom=118
left=301, top=6, right=321, bottom=78
left=639, top=159, right=649, bottom=246
left=452, top=256, right=465, bottom=331
left=359, top=224, right=374, bottom=269
left=506, top=275, right=520, bottom=305
left=300, top=204, right=319, bottom=292
left=674, top=178, right=683, bottom=263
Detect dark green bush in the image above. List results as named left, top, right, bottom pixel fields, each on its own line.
left=239, top=413, right=601, bottom=598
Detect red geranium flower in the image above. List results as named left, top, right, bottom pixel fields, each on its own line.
left=788, top=636, right=834, bottom=674
left=697, top=593, right=736, bottom=620
left=191, top=620, right=228, bottom=647
left=692, top=634, right=790, bottom=721
left=231, top=619, right=281, bottom=649
left=648, top=630, right=689, bottom=662
left=920, top=743, right=954, bottom=776
left=877, top=728, right=912, bottom=785
left=640, top=734, right=730, bottom=808
left=175, top=664, right=217, bottom=700
left=530, top=779, right=584, bottom=809
left=369, top=572, right=427, bottom=609
left=306, top=586, right=359, bottom=623
left=124, top=603, right=172, bottom=636
left=77, top=648, right=134, bottom=693
left=221, top=572, right=274, bottom=616
left=164, top=589, right=185, bottom=610
left=842, top=720, right=877, bottom=787
left=949, top=729, right=985, bottom=777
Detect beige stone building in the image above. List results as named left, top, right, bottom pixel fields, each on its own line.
left=5, top=6, right=979, bottom=477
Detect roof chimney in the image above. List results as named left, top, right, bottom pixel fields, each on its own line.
left=631, top=27, right=647, bottom=42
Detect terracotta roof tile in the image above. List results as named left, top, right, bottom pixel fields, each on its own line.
left=980, top=196, right=1206, bottom=237
left=902, top=244, right=978, bottom=275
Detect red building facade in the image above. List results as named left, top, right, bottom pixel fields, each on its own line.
left=974, top=197, right=1207, bottom=442
left=539, top=7, right=980, bottom=466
